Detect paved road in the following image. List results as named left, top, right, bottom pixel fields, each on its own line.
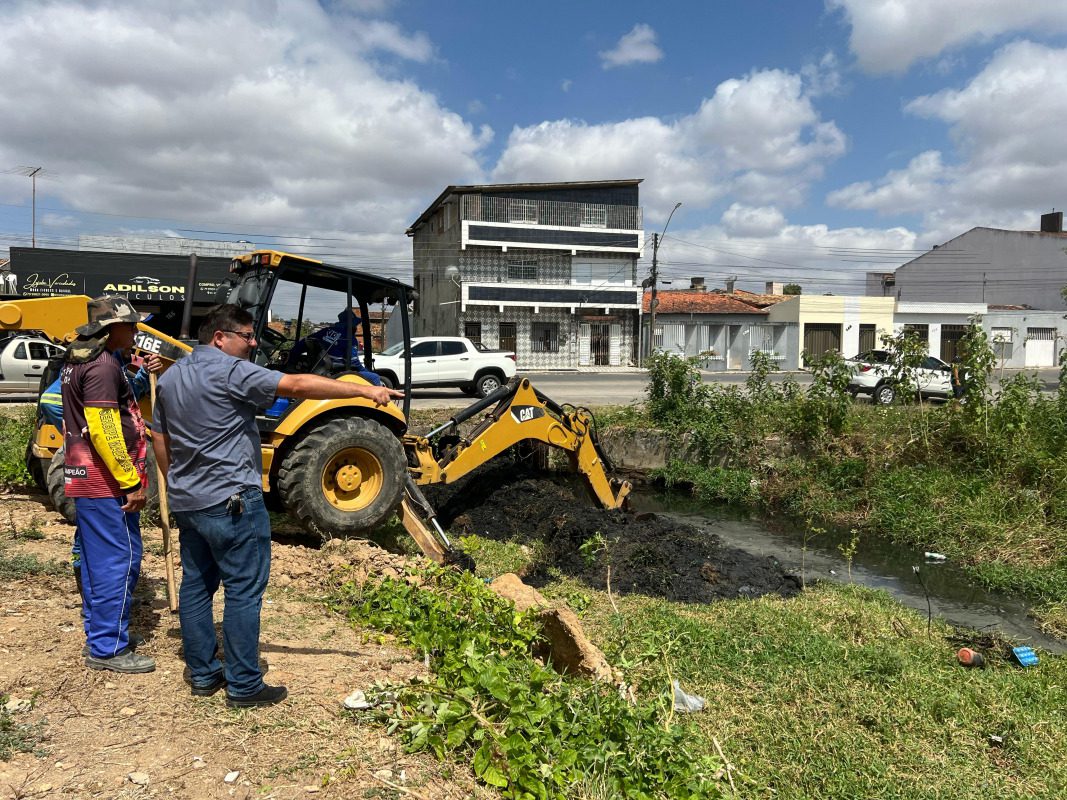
left=404, top=366, right=1060, bottom=410
left=4, top=367, right=1059, bottom=412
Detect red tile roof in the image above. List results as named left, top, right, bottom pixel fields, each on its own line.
left=643, top=290, right=768, bottom=314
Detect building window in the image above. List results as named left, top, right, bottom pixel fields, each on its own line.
left=749, top=325, right=781, bottom=359
left=508, top=259, right=538, bottom=281
left=508, top=199, right=537, bottom=224
left=464, top=321, right=482, bottom=346
left=991, top=327, right=1013, bottom=361
left=902, top=323, right=929, bottom=347
left=571, top=258, right=630, bottom=286
left=499, top=322, right=517, bottom=353
left=581, top=204, right=607, bottom=227
left=531, top=322, right=559, bottom=353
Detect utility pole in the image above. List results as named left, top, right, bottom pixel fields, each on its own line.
left=29, top=167, right=40, bottom=247
left=645, top=202, right=681, bottom=360
left=4, top=166, right=49, bottom=247
left=648, top=232, right=661, bottom=356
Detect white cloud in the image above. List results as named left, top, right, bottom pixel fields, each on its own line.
left=561, top=79, right=573, bottom=92
left=829, top=0, right=1067, bottom=73
left=0, top=0, right=487, bottom=263
left=827, top=41, right=1067, bottom=244
left=492, top=68, right=845, bottom=219
left=599, top=23, right=663, bottom=69
left=720, top=204, right=787, bottom=237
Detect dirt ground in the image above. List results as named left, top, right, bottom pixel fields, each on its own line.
left=427, top=464, right=802, bottom=603
left=1, top=461, right=800, bottom=799
left=0, top=490, right=489, bottom=800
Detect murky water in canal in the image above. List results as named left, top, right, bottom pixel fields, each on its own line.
left=636, top=490, right=1066, bottom=654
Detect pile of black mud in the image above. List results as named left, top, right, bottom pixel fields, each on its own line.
left=426, top=463, right=801, bottom=604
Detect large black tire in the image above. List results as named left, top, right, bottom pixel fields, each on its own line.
left=874, top=383, right=896, bottom=406
left=46, top=446, right=160, bottom=526
left=46, top=449, right=76, bottom=524
left=276, top=417, right=406, bottom=539
left=474, top=371, right=504, bottom=399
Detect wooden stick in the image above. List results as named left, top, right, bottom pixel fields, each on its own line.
left=149, top=373, right=178, bottom=613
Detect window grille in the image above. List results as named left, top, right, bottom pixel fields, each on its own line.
left=530, top=322, right=559, bottom=353
left=507, top=259, right=538, bottom=281
left=508, top=199, right=537, bottom=224
left=580, top=205, right=607, bottom=227
left=464, top=321, right=482, bottom=346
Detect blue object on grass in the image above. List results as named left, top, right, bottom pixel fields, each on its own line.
left=1011, top=646, right=1038, bottom=667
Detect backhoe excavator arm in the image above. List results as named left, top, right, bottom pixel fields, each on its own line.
left=404, top=377, right=631, bottom=509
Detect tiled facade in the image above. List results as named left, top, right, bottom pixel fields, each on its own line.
left=408, top=181, right=644, bottom=370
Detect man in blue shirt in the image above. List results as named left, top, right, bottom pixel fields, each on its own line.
left=152, top=304, right=401, bottom=707
left=287, top=308, right=382, bottom=385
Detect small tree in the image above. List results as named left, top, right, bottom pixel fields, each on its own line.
left=783, top=283, right=802, bottom=295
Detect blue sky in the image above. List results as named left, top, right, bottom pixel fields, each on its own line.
left=2, top=0, right=1067, bottom=294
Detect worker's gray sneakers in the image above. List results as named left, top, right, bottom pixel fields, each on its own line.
left=82, top=632, right=145, bottom=658
left=85, top=649, right=156, bottom=674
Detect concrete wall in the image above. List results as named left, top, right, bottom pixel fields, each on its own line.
left=982, top=310, right=1067, bottom=368
left=895, top=228, right=1067, bottom=311
left=411, top=200, right=464, bottom=337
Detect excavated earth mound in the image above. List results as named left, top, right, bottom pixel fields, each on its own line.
left=426, top=464, right=801, bottom=604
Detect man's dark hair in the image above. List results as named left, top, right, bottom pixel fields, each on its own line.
left=198, top=304, right=254, bottom=345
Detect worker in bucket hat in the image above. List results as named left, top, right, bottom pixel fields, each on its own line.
left=62, top=295, right=155, bottom=674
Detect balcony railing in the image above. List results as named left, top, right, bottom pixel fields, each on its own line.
left=460, top=195, right=642, bottom=231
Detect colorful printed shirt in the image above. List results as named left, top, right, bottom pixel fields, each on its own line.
left=61, top=351, right=147, bottom=498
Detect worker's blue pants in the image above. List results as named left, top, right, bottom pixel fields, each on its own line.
left=74, top=497, right=141, bottom=658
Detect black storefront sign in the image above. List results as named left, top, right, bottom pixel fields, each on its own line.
left=9, top=247, right=232, bottom=303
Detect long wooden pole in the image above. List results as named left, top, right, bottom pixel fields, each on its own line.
left=149, top=373, right=178, bottom=613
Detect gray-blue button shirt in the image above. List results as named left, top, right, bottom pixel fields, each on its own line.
left=153, top=345, right=282, bottom=512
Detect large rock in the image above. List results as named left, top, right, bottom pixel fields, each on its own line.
left=490, top=573, right=614, bottom=682
left=490, top=573, right=548, bottom=612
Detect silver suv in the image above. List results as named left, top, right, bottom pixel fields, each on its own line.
left=846, top=349, right=954, bottom=405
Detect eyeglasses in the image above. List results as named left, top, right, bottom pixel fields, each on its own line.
left=222, top=329, right=257, bottom=343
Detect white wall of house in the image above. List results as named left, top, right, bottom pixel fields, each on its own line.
left=982, top=310, right=1067, bottom=369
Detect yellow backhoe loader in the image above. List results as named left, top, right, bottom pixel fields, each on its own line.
left=1, top=250, right=630, bottom=565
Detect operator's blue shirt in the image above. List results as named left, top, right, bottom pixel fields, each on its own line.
left=153, top=345, right=282, bottom=512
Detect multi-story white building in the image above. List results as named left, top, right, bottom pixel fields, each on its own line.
left=407, top=180, right=644, bottom=369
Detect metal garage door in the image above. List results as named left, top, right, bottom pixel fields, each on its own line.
left=1025, top=328, right=1055, bottom=367
left=803, top=323, right=841, bottom=361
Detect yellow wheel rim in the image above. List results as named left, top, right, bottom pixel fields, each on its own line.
left=321, top=447, right=383, bottom=512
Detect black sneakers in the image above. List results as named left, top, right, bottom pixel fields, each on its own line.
left=190, top=673, right=227, bottom=697
left=226, top=684, right=288, bottom=708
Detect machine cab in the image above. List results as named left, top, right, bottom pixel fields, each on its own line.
left=222, top=250, right=415, bottom=417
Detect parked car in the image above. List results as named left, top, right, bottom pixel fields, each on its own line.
left=0, top=334, right=64, bottom=393
left=372, top=336, right=517, bottom=398
left=846, top=349, right=953, bottom=405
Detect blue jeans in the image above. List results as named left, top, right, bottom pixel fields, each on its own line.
left=175, top=488, right=271, bottom=698
left=74, top=497, right=141, bottom=658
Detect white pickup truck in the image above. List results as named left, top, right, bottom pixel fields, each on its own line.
left=0, top=334, right=64, bottom=394
left=372, top=336, right=517, bottom=397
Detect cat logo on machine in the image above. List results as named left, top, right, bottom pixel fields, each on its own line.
left=511, top=405, right=545, bottom=424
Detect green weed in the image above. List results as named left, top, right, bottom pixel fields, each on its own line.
left=0, top=695, right=47, bottom=761
left=336, top=566, right=724, bottom=798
